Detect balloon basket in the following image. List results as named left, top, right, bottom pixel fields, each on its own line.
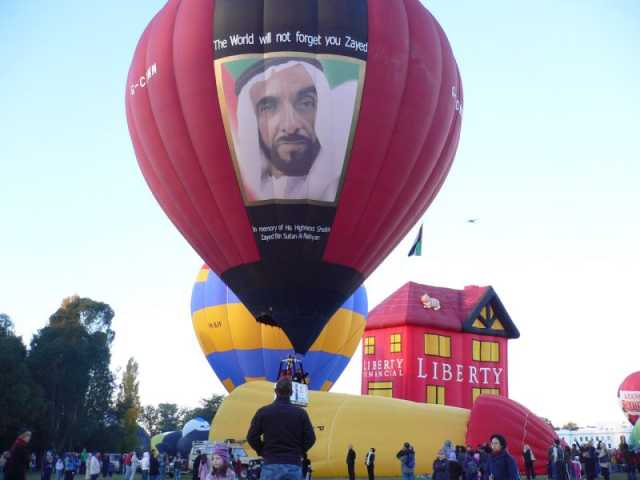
left=277, top=355, right=309, bottom=407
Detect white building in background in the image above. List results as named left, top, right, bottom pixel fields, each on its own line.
left=557, top=422, right=632, bottom=448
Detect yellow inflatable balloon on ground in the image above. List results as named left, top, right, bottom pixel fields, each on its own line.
left=192, top=265, right=367, bottom=392
left=210, top=381, right=469, bottom=477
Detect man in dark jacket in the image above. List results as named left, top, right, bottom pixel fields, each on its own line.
left=247, top=378, right=316, bottom=480
left=5, top=430, right=32, bottom=480
left=487, top=434, right=519, bottom=480
left=548, top=439, right=565, bottom=480
left=346, top=445, right=356, bottom=480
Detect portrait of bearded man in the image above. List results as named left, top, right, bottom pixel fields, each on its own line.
left=228, top=56, right=359, bottom=203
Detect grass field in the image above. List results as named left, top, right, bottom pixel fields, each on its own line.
left=25, top=473, right=631, bottom=480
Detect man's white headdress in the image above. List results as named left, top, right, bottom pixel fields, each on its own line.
left=232, top=58, right=357, bottom=203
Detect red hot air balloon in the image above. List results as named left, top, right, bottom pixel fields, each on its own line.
left=466, top=395, right=559, bottom=476
left=126, top=0, right=463, bottom=354
left=619, top=371, right=640, bottom=425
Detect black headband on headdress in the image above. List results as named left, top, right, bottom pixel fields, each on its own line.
left=234, top=57, right=324, bottom=96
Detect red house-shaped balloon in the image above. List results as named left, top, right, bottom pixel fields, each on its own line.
left=361, top=282, right=520, bottom=409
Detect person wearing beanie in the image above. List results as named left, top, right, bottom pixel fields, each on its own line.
left=247, top=378, right=316, bottom=480
left=5, top=430, right=32, bottom=480
left=204, top=445, right=234, bottom=480
left=487, top=434, right=519, bottom=480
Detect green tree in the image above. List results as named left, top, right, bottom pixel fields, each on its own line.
left=139, top=405, right=161, bottom=436
left=28, top=296, right=116, bottom=451
left=0, top=315, right=44, bottom=448
left=183, top=395, right=225, bottom=424
left=562, top=422, right=579, bottom=431
left=0, top=313, right=14, bottom=335
left=157, top=403, right=181, bottom=432
left=116, top=358, right=142, bottom=451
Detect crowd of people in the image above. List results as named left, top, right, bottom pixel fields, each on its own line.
left=0, top=431, right=242, bottom=480
left=545, top=437, right=639, bottom=480
left=3, top=387, right=640, bottom=480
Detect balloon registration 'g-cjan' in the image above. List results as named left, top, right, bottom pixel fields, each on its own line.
left=126, top=0, right=463, bottom=354
left=191, top=264, right=367, bottom=392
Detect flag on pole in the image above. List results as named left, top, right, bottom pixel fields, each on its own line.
left=408, top=224, right=423, bottom=257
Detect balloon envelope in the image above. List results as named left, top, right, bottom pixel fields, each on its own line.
left=126, top=0, right=462, bottom=353
left=136, top=426, right=151, bottom=452
left=177, top=429, right=210, bottom=458
left=192, top=264, right=367, bottom=392
left=152, top=431, right=182, bottom=456
left=182, top=417, right=210, bottom=437
left=466, top=395, right=558, bottom=476
left=619, top=371, right=640, bottom=425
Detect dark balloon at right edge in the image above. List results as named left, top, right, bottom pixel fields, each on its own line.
left=125, top=0, right=463, bottom=353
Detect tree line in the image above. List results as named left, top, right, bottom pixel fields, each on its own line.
left=0, top=297, right=224, bottom=454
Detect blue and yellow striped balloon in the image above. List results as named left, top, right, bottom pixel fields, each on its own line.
left=191, top=265, right=367, bottom=392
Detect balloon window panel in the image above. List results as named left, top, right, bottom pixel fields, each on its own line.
left=424, top=334, right=451, bottom=358
left=472, top=340, right=499, bottom=362
left=364, top=336, right=375, bottom=355
left=426, top=385, right=446, bottom=405
left=472, top=387, right=500, bottom=403
left=389, top=333, right=402, bottom=353
left=367, top=381, right=392, bottom=398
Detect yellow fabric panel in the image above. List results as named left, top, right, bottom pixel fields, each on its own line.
left=425, top=334, right=439, bottom=355
left=244, top=376, right=266, bottom=383
left=196, top=268, right=210, bottom=283
left=258, top=323, right=291, bottom=350
left=309, top=309, right=357, bottom=354
left=472, top=319, right=485, bottom=329
left=193, top=302, right=365, bottom=356
left=491, top=319, right=505, bottom=331
left=491, top=342, right=500, bottom=362
left=336, top=313, right=366, bottom=357
left=211, top=381, right=470, bottom=478
left=320, top=380, right=333, bottom=392
left=472, top=340, right=481, bottom=361
left=222, top=378, right=234, bottom=392
left=192, top=305, right=233, bottom=355
left=364, top=336, right=375, bottom=346
left=437, top=386, right=445, bottom=405
left=439, top=336, right=451, bottom=358
left=481, top=306, right=487, bottom=319
left=192, top=304, right=292, bottom=353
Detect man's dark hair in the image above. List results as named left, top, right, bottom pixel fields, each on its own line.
left=235, top=57, right=324, bottom=96
left=275, top=378, right=293, bottom=398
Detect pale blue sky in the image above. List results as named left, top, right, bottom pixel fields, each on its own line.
left=1, top=1, right=639, bottom=426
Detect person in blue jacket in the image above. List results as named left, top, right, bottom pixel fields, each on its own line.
left=487, top=434, right=519, bottom=480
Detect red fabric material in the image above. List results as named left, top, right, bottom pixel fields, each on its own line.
left=365, top=281, right=489, bottom=331
left=466, top=395, right=558, bottom=475
left=618, top=371, right=640, bottom=425
left=324, top=0, right=462, bottom=276
left=126, top=0, right=462, bottom=279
